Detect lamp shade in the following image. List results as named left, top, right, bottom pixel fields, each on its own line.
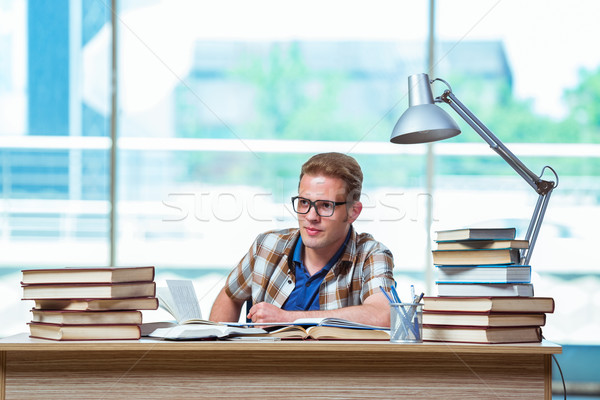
left=390, top=73, right=461, bottom=144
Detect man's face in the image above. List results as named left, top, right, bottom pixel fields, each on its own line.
left=296, top=174, right=361, bottom=253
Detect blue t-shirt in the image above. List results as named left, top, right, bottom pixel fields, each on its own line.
left=282, top=230, right=351, bottom=311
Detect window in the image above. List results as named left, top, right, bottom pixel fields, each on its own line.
left=1, top=2, right=599, bottom=362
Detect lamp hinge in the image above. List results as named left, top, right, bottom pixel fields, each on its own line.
left=536, top=180, right=555, bottom=195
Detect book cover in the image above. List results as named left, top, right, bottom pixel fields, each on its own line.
left=423, top=325, right=542, bottom=344
left=432, top=249, right=521, bottom=265
left=22, top=281, right=156, bottom=299
left=422, top=311, right=546, bottom=327
left=33, top=297, right=159, bottom=311
left=423, top=296, right=555, bottom=313
left=435, top=265, right=531, bottom=283
left=436, top=283, right=534, bottom=297
left=22, top=266, right=155, bottom=285
left=31, top=309, right=143, bottom=325
left=435, top=240, right=529, bottom=251
left=28, top=322, right=141, bottom=341
left=435, top=228, right=516, bottom=242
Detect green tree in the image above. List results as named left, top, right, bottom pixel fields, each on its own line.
left=564, top=66, right=600, bottom=143
left=232, top=42, right=366, bottom=141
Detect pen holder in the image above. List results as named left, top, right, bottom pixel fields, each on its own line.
left=390, top=302, right=423, bottom=343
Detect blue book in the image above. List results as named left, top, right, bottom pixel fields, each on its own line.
left=435, top=265, right=531, bottom=284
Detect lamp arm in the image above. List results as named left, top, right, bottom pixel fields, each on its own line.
left=438, top=89, right=558, bottom=265
left=441, top=90, right=555, bottom=194
left=524, top=188, right=553, bottom=265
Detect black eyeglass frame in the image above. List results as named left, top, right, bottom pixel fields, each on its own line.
left=291, top=196, right=348, bottom=217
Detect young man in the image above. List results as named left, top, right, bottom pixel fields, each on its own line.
left=209, top=152, right=395, bottom=327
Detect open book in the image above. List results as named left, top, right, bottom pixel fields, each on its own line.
left=147, top=323, right=267, bottom=340
left=294, top=317, right=388, bottom=330
left=264, top=325, right=389, bottom=340
left=229, top=317, right=388, bottom=330
left=228, top=317, right=390, bottom=340
left=142, top=280, right=265, bottom=340
left=157, top=280, right=208, bottom=324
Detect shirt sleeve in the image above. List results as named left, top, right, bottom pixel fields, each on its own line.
left=360, top=244, right=395, bottom=302
left=223, top=239, right=256, bottom=302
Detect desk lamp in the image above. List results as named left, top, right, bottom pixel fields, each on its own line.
left=391, top=73, right=558, bottom=265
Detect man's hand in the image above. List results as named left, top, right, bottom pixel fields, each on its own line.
left=246, top=292, right=391, bottom=327
left=247, top=302, right=293, bottom=323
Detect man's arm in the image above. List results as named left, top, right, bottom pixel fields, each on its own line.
left=247, top=292, right=391, bottom=327
left=208, top=287, right=246, bottom=323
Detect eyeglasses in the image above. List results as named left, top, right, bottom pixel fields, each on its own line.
left=291, top=196, right=347, bottom=217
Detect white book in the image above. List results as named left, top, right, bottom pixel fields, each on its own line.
left=147, top=323, right=266, bottom=340
left=435, top=265, right=531, bottom=283
left=157, top=280, right=205, bottom=324
left=144, top=280, right=267, bottom=340
left=436, top=283, right=534, bottom=297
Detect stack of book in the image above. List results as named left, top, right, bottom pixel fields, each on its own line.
left=422, top=227, right=554, bottom=344
left=21, top=266, right=158, bottom=341
left=432, top=227, right=532, bottom=297
left=422, top=296, right=554, bottom=344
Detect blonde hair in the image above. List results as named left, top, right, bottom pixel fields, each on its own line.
left=299, top=152, right=363, bottom=202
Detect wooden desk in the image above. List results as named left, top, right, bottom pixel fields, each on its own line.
left=0, top=334, right=561, bottom=400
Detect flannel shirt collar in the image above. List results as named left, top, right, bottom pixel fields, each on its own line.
left=284, top=226, right=356, bottom=277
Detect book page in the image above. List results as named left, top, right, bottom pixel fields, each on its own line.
left=227, top=318, right=387, bottom=330
left=166, top=280, right=203, bottom=324
left=294, top=317, right=388, bottom=330
left=148, top=324, right=266, bottom=340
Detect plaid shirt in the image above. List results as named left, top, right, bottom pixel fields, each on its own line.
left=224, top=227, right=395, bottom=310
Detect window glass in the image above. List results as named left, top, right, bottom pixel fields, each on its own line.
left=115, top=1, right=429, bottom=273
left=432, top=0, right=600, bottom=345
left=0, top=0, right=110, bottom=335
left=1, top=0, right=597, bottom=350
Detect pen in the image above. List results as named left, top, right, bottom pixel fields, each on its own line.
left=381, top=286, right=409, bottom=340
left=390, top=285, right=402, bottom=304
left=413, top=316, right=420, bottom=340
left=415, top=292, right=424, bottom=304
left=379, top=286, right=394, bottom=304
left=410, top=284, right=416, bottom=303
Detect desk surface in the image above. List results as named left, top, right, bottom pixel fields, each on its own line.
left=0, top=333, right=562, bottom=354
left=1, top=333, right=562, bottom=400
